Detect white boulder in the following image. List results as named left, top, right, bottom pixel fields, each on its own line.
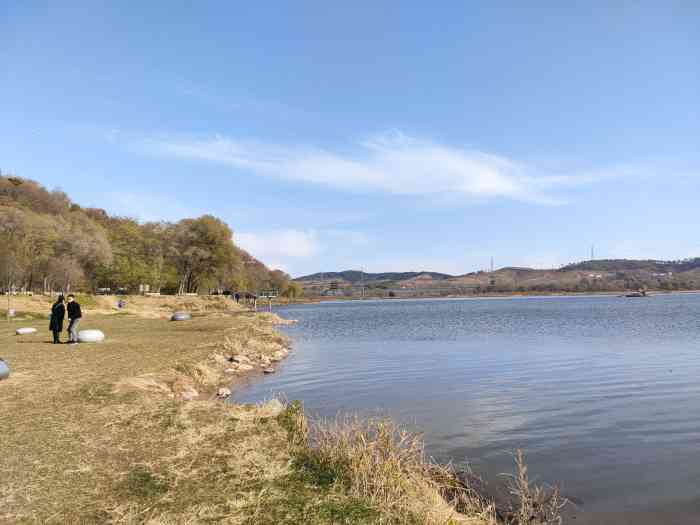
left=77, top=329, right=105, bottom=343
left=171, top=311, right=191, bottom=321
left=15, top=327, right=37, bottom=336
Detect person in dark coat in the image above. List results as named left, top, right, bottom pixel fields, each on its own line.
left=66, top=294, right=82, bottom=345
left=49, top=295, right=66, bottom=344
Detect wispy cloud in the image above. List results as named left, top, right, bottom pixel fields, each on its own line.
left=144, top=131, right=607, bottom=205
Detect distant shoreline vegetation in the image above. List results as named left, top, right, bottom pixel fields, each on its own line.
left=0, top=172, right=300, bottom=299
left=296, top=259, right=700, bottom=299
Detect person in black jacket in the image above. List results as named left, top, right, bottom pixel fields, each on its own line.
left=49, top=295, right=66, bottom=344
left=66, top=294, right=82, bottom=345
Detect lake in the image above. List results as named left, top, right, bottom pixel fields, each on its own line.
left=235, top=294, right=700, bottom=523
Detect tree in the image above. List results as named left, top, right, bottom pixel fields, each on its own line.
left=269, top=270, right=290, bottom=294
left=0, top=173, right=284, bottom=296
left=282, top=281, right=303, bottom=303
left=168, top=215, right=238, bottom=294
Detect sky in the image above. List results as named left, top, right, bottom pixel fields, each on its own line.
left=2, top=2, right=699, bottom=277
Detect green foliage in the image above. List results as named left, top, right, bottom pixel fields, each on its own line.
left=283, top=281, right=303, bottom=301
left=277, top=400, right=304, bottom=433
left=0, top=173, right=289, bottom=295
left=120, top=466, right=169, bottom=499
left=241, top=476, right=381, bottom=525
left=292, top=449, right=350, bottom=488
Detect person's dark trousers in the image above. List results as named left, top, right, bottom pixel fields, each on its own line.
left=52, top=330, right=61, bottom=344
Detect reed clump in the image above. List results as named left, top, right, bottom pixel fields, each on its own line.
left=500, top=450, right=566, bottom=525
left=278, top=402, right=566, bottom=525
left=280, top=406, right=494, bottom=524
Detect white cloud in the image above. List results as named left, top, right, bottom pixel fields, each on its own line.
left=146, top=131, right=603, bottom=204
left=236, top=229, right=319, bottom=260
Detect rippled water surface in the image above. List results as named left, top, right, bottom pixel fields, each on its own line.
left=236, top=294, right=700, bottom=523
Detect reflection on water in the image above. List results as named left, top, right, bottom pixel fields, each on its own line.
left=235, top=294, right=700, bottom=523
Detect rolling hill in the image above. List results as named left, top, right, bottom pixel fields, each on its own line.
left=295, top=259, right=700, bottom=297
left=295, top=270, right=454, bottom=284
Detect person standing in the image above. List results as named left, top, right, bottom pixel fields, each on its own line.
left=66, top=294, right=82, bottom=345
left=49, top=295, right=66, bottom=344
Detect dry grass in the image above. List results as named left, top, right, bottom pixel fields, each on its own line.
left=279, top=406, right=565, bottom=525
left=499, top=450, right=566, bottom=525
left=281, top=409, right=495, bottom=525
left=0, top=311, right=299, bottom=524
left=1, top=293, right=238, bottom=319
left=0, top=303, right=562, bottom=525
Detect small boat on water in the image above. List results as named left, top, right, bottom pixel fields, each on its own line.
left=623, top=290, right=648, bottom=298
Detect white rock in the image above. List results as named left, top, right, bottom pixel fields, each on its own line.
left=263, top=367, right=276, bottom=374
left=15, top=327, right=37, bottom=335
left=217, top=387, right=232, bottom=398
left=237, top=364, right=254, bottom=372
left=231, top=355, right=251, bottom=364
left=224, top=367, right=238, bottom=374
left=0, top=360, right=9, bottom=380
left=171, top=311, right=191, bottom=321
left=78, top=329, right=105, bottom=343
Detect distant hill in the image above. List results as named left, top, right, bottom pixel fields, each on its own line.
left=296, top=258, right=700, bottom=297
left=295, top=270, right=454, bottom=283
left=561, top=258, right=700, bottom=273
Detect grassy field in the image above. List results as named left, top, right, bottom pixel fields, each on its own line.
left=0, top=312, right=305, bottom=524
left=0, top=306, right=559, bottom=524
left=1, top=293, right=236, bottom=319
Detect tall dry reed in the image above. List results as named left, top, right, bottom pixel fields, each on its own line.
left=281, top=403, right=566, bottom=525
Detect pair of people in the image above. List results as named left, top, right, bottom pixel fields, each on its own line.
left=49, top=294, right=82, bottom=345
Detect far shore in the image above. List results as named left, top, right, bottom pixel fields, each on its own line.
left=273, top=288, right=700, bottom=307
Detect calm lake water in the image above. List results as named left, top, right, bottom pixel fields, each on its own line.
left=236, top=294, right=700, bottom=523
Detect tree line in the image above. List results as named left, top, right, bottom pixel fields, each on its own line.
left=0, top=173, right=302, bottom=298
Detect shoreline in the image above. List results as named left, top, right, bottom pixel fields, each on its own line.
left=275, top=288, right=700, bottom=307
left=0, top=301, right=561, bottom=524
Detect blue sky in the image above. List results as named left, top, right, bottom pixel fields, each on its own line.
left=2, top=2, right=699, bottom=276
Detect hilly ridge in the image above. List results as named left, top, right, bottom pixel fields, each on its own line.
left=296, top=270, right=454, bottom=283
left=296, top=258, right=700, bottom=297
